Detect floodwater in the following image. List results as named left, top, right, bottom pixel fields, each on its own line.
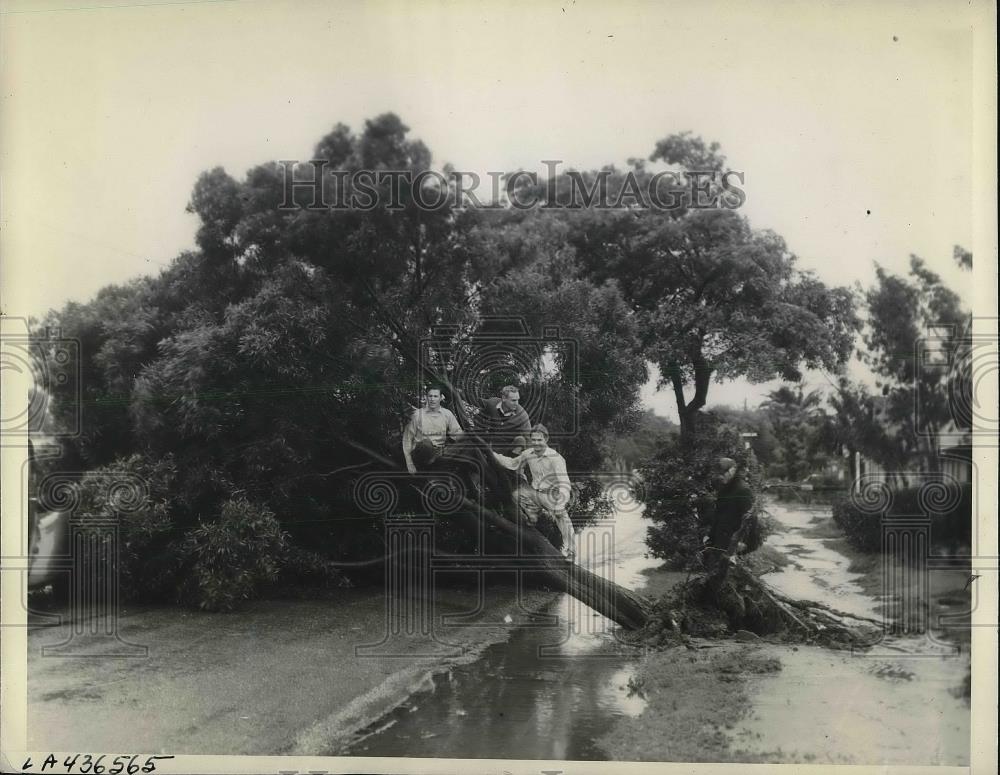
left=728, top=501, right=970, bottom=765
left=342, top=499, right=971, bottom=763
left=761, top=500, right=882, bottom=620
left=343, top=503, right=658, bottom=760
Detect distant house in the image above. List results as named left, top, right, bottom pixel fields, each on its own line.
left=938, top=421, right=973, bottom=484
left=854, top=410, right=973, bottom=490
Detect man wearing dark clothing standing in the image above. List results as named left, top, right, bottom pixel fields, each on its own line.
left=702, top=457, right=756, bottom=601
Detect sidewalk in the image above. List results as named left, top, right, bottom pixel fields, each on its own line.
left=28, top=584, right=556, bottom=755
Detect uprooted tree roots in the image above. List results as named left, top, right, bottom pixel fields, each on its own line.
left=644, top=563, right=884, bottom=649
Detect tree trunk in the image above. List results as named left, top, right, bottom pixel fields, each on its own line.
left=346, top=440, right=654, bottom=631
left=357, top=306, right=654, bottom=629
left=669, top=354, right=713, bottom=440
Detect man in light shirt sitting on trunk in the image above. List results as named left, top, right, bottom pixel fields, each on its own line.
left=402, top=385, right=465, bottom=475
left=491, top=424, right=577, bottom=561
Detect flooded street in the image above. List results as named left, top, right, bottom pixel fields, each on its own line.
left=344, top=498, right=971, bottom=764
left=760, top=500, right=882, bottom=620
left=344, top=505, right=659, bottom=759
left=727, top=500, right=970, bottom=765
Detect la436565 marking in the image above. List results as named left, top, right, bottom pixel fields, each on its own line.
left=20, top=754, right=175, bottom=774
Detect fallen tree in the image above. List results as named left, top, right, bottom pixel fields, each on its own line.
left=346, top=438, right=655, bottom=631
left=354, top=295, right=875, bottom=642
left=348, top=294, right=657, bottom=629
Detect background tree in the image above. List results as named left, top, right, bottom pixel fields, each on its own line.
left=556, top=136, right=860, bottom=438
left=709, top=404, right=780, bottom=473
left=860, top=249, right=972, bottom=473
left=602, top=409, right=678, bottom=471
left=760, top=385, right=831, bottom=481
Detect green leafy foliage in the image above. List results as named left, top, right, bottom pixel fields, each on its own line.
left=181, top=498, right=288, bottom=612
left=30, top=117, right=862, bottom=604
left=760, top=385, right=833, bottom=481
left=860, top=253, right=972, bottom=471
left=602, top=409, right=677, bottom=471
left=76, top=454, right=184, bottom=602
left=31, top=114, right=651, bottom=602
left=553, top=139, right=860, bottom=437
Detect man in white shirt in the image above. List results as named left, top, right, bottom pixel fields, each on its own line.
left=402, top=386, right=465, bottom=474
left=492, top=424, right=576, bottom=560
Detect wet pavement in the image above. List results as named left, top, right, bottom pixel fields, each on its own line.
left=726, top=501, right=970, bottom=765
left=344, top=499, right=971, bottom=764
left=26, top=497, right=970, bottom=763
left=343, top=504, right=659, bottom=759
left=761, top=501, right=882, bottom=620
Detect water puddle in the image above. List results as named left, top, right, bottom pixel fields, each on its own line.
left=341, top=498, right=970, bottom=764
left=345, top=623, right=649, bottom=759
left=343, top=504, right=657, bottom=759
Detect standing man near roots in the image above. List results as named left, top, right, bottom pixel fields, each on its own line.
left=491, top=424, right=577, bottom=560
left=701, top=457, right=756, bottom=599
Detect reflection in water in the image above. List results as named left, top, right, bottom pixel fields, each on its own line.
left=345, top=612, right=648, bottom=759
left=344, top=504, right=656, bottom=760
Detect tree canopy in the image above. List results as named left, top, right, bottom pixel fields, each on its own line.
left=33, top=114, right=862, bottom=608
left=530, top=138, right=860, bottom=437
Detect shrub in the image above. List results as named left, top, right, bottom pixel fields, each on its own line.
left=76, top=453, right=185, bottom=602
left=640, top=414, right=763, bottom=569
left=58, top=453, right=350, bottom=608
left=275, top=546, right=352, bottom=593
left=181, top=498, right=288, bottom=611
left=832, top=481, right=972, bottom=555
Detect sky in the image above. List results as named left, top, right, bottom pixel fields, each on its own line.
left=1, top=0, right=989, bottom=420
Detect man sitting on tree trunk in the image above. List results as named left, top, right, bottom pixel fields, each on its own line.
left=701, top=457, right=756, bottom=600
left=491, top=424, right=577, bottom=561
left=474, top=385, right=532, bottom=454
left=402, top=386, right=484, bottom=493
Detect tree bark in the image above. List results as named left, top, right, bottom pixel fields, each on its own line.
left=346, top=439, right=654, bottom=630
left=669, top=352, right=713, bottom=440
